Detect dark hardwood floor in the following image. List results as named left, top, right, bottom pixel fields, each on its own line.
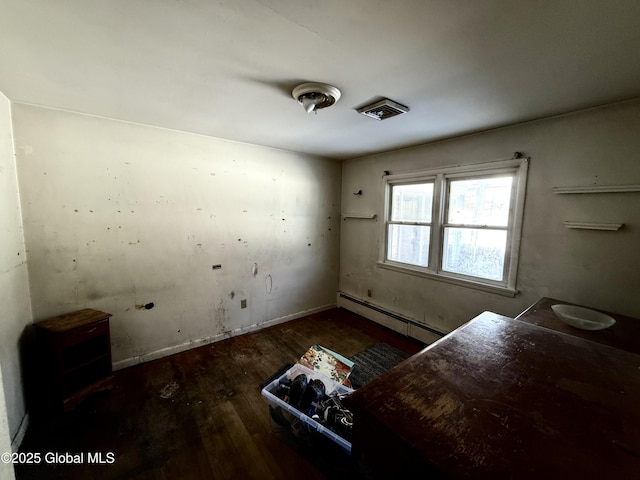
left=16, top=307, right=425, bottom=480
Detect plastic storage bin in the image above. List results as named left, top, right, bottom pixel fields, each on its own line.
left=261, top=363, right=354, bottom=455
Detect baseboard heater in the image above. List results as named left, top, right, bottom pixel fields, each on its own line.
left=338, top=292, right=445, bottom=338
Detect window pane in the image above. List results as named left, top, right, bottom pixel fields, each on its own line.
left=448, top=176, right=512, bottom=226
left=391, top=183, right=433, bottom=222
left=442, top=228, right=507, bottom=281
left=387, top=224, right=430, bottom=267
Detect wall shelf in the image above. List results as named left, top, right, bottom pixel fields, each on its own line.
left=552, top=184, right=640, bottom=194
left=563, top=221, right=623, bottom=231
left=342, top=213, right=377, bottom=220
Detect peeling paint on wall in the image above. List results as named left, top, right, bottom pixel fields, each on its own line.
left=215, top=305, right=229, bottom=337
left=12, top=103, right=342, bottom=368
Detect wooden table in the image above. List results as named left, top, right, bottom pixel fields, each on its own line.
left=345, top=311, right=640, bottom=479
left=515, top=297, right=640, bottom=355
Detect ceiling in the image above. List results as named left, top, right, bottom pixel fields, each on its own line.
left=1, top=0, right=640, bottom=160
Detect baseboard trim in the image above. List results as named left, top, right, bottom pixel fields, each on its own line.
left=11, top=412, right=28, bottom=452
left=112, top=303, right=336, bottom=371
left=337, top=292, right=446, bottom=344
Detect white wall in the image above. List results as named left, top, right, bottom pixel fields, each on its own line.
left=0, top=367, right=15, bottom=479
left=12, top=104, right=341, bottom=366
left=0, top=91, right=32, bottom=456
left=340, top=99, right=640, bottom=334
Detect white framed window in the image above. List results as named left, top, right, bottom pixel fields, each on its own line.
left=379, top=158, right=528, bottom=296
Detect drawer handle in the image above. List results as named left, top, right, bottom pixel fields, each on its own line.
left=87, top=327, right=97, bottom=334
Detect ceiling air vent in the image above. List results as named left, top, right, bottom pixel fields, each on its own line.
left=357, top=98, right=409, bottom=120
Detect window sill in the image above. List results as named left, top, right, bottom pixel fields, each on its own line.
left=377, top=261, right=518, bottom=298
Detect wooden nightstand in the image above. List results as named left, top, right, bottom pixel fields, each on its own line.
left=35, top=308, right=114, bottom=412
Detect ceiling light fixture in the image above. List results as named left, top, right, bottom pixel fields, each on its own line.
left=292, top=82, right=341, bottom=114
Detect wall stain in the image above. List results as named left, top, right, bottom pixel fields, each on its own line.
left=135, top=302, right=155, bottom=310
left=215, top=306, right=230, bottom=337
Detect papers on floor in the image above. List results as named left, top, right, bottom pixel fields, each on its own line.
left=298, top=345, right=354, bottom=386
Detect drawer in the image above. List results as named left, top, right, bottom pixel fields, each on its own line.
left=62, top=319, right=110, bottom=347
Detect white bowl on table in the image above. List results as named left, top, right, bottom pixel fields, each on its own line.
left=551, top=304, right=616, bottom=331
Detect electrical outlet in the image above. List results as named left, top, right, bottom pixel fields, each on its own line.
left=367, top=289, right=372, bottom=298
left=241, top=299, right=247, bottom=309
